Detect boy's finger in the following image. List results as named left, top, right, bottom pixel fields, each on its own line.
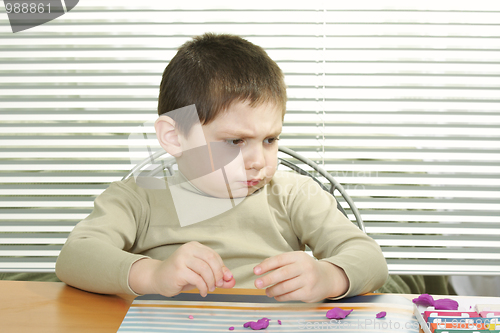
left=254, top=264, right=300, bottom=289
left=220, top=275, right=236, bottom=289
left=184, top=271, right=209, bottom=297
left=222, top=266, right=233, bottom=281
left=211, top=266, right=233, bottom=288
left=191, top=243, right=225, bottom=267
left=192, top=248, right=225, bottom=290
left=272, top=289, right=303, bottom=302
left=187, top=258, right=217, bottom=292
left=265, top=277, right=302, bottom=299
left=253, top=252, right=296, bottom=275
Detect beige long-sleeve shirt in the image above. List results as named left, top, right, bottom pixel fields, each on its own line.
left=55, top=171, right=388, bottom=297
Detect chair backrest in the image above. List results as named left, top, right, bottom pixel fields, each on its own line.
left=122, top=146, right=366, bottom=232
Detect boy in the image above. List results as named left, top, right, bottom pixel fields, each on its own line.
left=55, top=33, right=388, bottom=302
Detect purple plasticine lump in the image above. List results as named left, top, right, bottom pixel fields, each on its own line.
left=243, top=317, right=270, bottom=330
left=376, top=311, right=387, bottom=318
left=412, top=294, right=435, bottom=307
left=326, top=307, right=353, bottom=319
left=412, top=293, right=459, bottom=310
left=434, top=298, right=459, bottom=310
left=229, top=327, right=234, bottom=331
left=278, top=319, right=282, bottom=325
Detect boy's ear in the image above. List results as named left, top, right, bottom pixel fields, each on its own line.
left=154, top=116, right=183, bottom=157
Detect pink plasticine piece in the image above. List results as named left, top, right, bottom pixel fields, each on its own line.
left=434, top=298, right=459, bottom=310
left=243, top=317, right=270, bottom=330
left=277, top=319, right=282, bottom=325
left=229, top=327, right=234, bottom=331
left=326, top=308, right=353, bottom=319
left=188, top=315, right=194, bottom=319
left=376, top=311, right=387, bottom=318
left=412, top=294, right=435, bottom=307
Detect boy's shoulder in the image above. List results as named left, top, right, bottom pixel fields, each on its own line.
left=113, top=176, right=164, bottom=190
left=107, top=176, right=171, bottom=200
left=268, top=171, right=333, bottom=208
left=270, top=170, right=318, bottom=190
left=272, top=170, right=310, bottom=182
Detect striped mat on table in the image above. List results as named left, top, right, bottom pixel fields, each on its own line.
left=118, top=293, right=419, bottom=332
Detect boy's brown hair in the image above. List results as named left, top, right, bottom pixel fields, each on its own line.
left=158, top=33, right=287, bottom=136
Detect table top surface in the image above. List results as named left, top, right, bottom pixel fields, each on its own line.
left=0, top=280, right=278, bottom=333
left=0, top=280, right=136, bottom=333
left=2, top=280, right=498, bottom=333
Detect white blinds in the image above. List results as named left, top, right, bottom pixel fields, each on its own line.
left=0, top=0, right=499, bottom=275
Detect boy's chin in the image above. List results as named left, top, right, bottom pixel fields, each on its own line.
left=231, top=184, right=265, bottom=198
left=206, top=185, right=260, bottom=199
left=221, top=187, right=251, bottom=199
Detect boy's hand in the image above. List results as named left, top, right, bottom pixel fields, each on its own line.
left=253, top=251, right=349, bottom=303
left=129, top=241, right=235, bottom=297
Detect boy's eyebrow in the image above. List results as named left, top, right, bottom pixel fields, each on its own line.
left=218, top=129, right=282, bottom=138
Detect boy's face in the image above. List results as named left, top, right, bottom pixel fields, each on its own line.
left=177, top=101, right=282, bottom=198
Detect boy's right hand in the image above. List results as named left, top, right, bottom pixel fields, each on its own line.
left=128, top=241, right=235, bottom=297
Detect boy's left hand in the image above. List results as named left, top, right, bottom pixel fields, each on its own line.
left=253, top=251, right=349, bottom=303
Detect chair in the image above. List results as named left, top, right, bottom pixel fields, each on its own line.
left=122, top=146, right=365, bottom=232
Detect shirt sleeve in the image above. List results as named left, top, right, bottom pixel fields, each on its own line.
left=55, top=180, right=150, bottom=295
left=287, top=176, right=388, bottom=298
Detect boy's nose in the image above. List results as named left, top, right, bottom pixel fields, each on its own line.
left=244, top=145, right=265, bottom=170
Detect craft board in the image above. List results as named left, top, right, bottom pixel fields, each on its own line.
left=118, top=293, right=419, bottom=332
left=413, top=295, right=500, bottom=333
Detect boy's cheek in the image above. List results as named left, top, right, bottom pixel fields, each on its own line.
left=193, top=169, right=250, bottom=198
left=224, top=154, right=247, bottom=179
left=262, top=164, right=278, bottom=181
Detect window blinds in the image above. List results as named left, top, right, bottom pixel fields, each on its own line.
left=0, top=0, right=499, bottom=275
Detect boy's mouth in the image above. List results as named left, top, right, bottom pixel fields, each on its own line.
left=243, top=179, right=261, bottom=187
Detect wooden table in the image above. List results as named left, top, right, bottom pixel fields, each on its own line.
left=0, top=280, right=135, bottom=333
left=5, top=280, right=494, bottom=333
left=0, top=281, right=269, bottom=333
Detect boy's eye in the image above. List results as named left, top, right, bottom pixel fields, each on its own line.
left=225, top=139, right=244, bottom=146
left=264, top=137, right=280, bottom=145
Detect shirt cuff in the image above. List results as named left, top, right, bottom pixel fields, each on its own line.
left=120, top=254, right=151, bottom=296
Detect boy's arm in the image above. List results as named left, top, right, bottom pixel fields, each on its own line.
left=55, top=181, right=148, bottom=295
left=289, top=177, right=388, bottom=298
left=56, top=180, right=236, bottom=296
left=252, top=175, right=387, bottom=302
